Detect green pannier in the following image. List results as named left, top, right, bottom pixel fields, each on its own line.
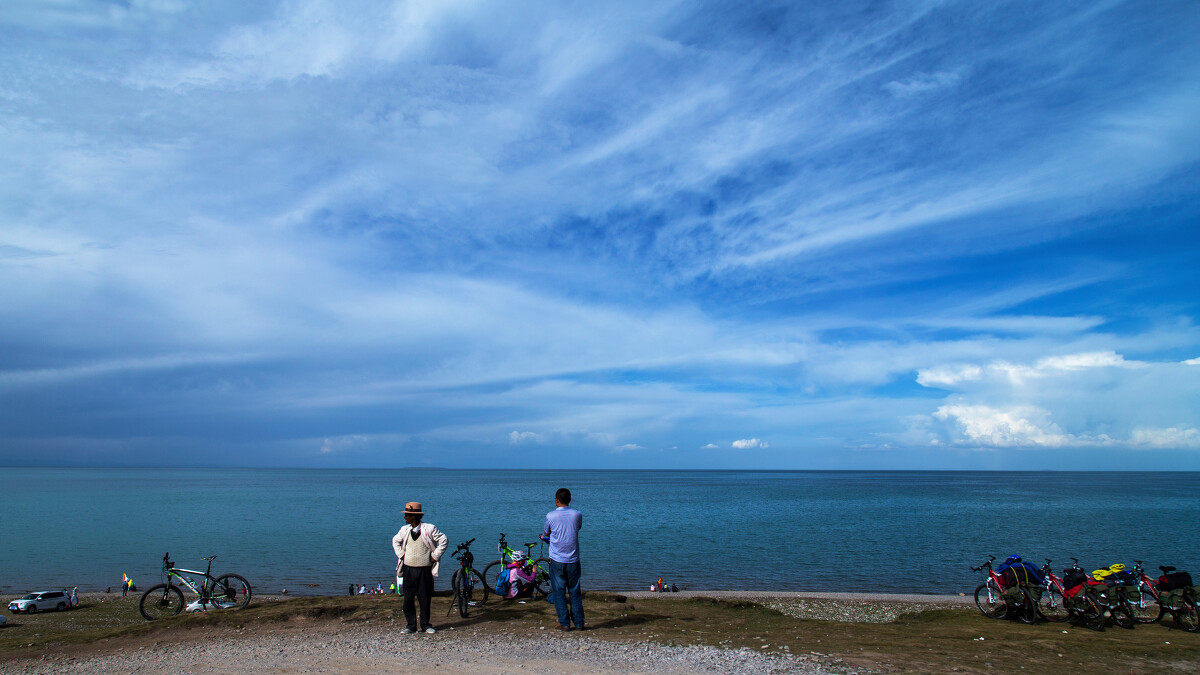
left=1119, top=584, right=1141, bottom=602
left=1026, top=585, right=1044, bottom=601
left=1160, top=588, right=1184, bottom=609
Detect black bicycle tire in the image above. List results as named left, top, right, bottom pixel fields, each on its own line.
left=1177, top=597, right=1200, bottom=633
left=462, top=567, right=489, bottom=607
left=1130, top=582, right=1164, bottom=624
left=1017, top=587, right=1037, bottom=624
left=1078, top=594, right=1106, bottom=631
left=974, top=583, right=1007, bottom=619
left=210, top=574, right=253, bottom=610
left=1112, top=598, right=1135, bottom=629
left=482, top=560, right=504, bottom=590
left=1037, top=587, right=1070, bottom=623
left=139, top=584, right=184, bottom=621
left=530, top=558, right=551, bottom=600
left=450, top=570, right=469, bottom=618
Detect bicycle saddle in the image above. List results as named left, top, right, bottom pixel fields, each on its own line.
left=523, top=542, right=539, bottom=548
left=1160, top=565, right=1176, bottom=573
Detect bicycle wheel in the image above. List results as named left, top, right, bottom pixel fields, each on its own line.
left=1016, top=588, right=1037, bottom=624
left=139, top=584, right=184, bottom=621
left=529, top=558, right=551, bottom=600
left=1075, top=595, right=1105, bottom=632
left=450, top=571, right=469, bottom=618
left=482, top=560, right=504, bottom=590
left=210, top=574, right=252, bottom=610
left=974, top=583, right=1007, bottom=619
left=1111, top=600, right=1134, bottom=629
left=1129, top=584, right=1164, bottom=624
left=1037, top=587, right=1070, bottom=623
left=1175, top=599, right=1200, bottom=633
left=459, top=567, right=489, bottom=607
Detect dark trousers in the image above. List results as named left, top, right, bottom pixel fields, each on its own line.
left=401, top=565, right=434, bottom=630
left=548, top=560, right=585, bottom=628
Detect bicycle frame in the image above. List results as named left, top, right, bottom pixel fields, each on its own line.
left=974, top=557, right=1008, bottom=604
left=161, top=554, right=243, bottom=609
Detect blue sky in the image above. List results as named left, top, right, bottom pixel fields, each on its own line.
left=1, top=0, right=1198, bottom=469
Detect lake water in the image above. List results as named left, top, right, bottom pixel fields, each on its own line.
left=2, top=468, right=1197, bottom=595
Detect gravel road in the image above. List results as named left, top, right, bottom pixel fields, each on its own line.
left=4, top=622, right=867, bottom=674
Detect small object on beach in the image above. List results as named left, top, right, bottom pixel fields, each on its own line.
left=1061, top=630, right=1068, bottom=634
left=974, top=637, right=985, bottom=641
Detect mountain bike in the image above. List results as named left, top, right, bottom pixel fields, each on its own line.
left=1086, top=567, right=1134, bottom=629
left=448, top=538, right=489, bottom=618
left=1042, top=559, right=1104, bottom=631
left=1149, top=564, right=1200, bottom=632
left=1128, top=560, right=1165, bottom=623
left=138, top=553, right=252, bottom=621
left=482, top=532, right=550, bottom=599
left=972, top=556, right=1035, bottom=624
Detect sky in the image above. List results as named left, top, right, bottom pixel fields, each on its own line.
left=1, top=0, right=1198, bottom=469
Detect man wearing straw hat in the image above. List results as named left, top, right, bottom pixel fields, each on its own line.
left=391, top=501, right=448, bottom=634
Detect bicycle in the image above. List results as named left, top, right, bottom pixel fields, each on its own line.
left=1128, top=560, right=1165, bottom=623
left=1151, top=564, right=1200, bottom=632
left=138, top=552, right=253, bottom=621
left=1087, top=567, right=1134, bottom=629
left=448, top=538, right=489, bottom=618
left=972, top=555, right=1035, bottom=624
left=482, top=532, right=550, bottom=600
left=1046, top=559, right=1105, bottom=631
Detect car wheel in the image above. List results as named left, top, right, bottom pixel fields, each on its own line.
left=26, top=605, right=37, bottom=614
left=56, top=602, right=66, bottom=611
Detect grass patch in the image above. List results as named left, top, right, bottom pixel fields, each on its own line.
left=2, top=593, right=1198, bottom=673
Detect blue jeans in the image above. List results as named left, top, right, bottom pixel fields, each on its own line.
left=548, top=560, right=584, bottom=628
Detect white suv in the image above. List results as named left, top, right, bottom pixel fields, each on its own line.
left=9, top=591, right=70, bottom=614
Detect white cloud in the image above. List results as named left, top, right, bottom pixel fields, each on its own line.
left=918, top=351, right=1136, bottom=389
left=883, top=70, right=962, bottom=98
left=701, top=443, right=718, bottom=449
left=933, top=404, right=1073, bottom=448
left=1185, top=358, right=1200, bottom=366
left=508, top=430, right=541, bottom=444
left=613, top=443, right=645, bottom=453
left=1129, top=427, right=1200, bottom=450
left=732, top=438, right=768, bottom=450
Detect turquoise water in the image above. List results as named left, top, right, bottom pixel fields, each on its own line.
left=2, top=468, right=1197, bottom=595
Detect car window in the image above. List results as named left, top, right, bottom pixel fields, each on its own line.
left=20, top=594, right=37, bottom=600
left=46, top=592, right=64, bottom=598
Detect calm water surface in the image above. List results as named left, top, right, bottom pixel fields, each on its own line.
left=2, top=468, right=1197, bottom=595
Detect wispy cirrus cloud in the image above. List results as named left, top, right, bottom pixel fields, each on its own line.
left=1, top=0, right=1198, bottom=468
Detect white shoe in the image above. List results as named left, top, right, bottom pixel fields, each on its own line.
left=400, top=627, right=415, bottom=634
left=424, top=627, right=436, bottom=634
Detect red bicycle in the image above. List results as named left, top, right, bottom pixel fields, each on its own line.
left=1035, top=559, right=1104, bottom=630
left=972, top=556, right=1035, bottom=624
left=1133, top=562, right=1200, bottom=632
left=1128, top=560, right=1164, bottom=623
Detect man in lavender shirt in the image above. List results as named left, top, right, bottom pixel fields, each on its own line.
left=542, top=487, right=584, bottom=630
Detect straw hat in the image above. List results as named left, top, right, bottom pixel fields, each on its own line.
left=404, top=501, right=424, bottom=516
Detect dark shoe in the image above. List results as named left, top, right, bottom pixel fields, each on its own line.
left=557, top=625, right=572, bottom=631
left=575, top=624, right=586, bottom=631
